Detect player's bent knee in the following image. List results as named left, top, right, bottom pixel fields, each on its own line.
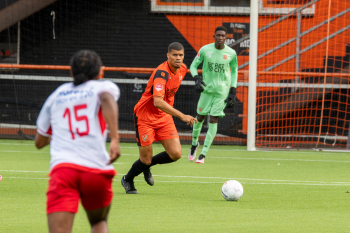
left=169, top=149, right=182, bottom=161
left=140, top=157, right=152, bottom=165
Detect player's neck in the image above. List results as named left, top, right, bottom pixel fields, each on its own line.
left=215, top=43, right=225, bottom=50
left=168, top=62, right=178, bottom=73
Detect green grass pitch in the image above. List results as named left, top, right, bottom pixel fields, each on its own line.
left=0, top=139, right=349, bottom=232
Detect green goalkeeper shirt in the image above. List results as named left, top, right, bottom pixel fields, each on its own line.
left=190, top=43, right=238, bottom=98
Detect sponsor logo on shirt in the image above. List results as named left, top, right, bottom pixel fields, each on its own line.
left=166, top=87, right=177, bottom=98
left=56, top=89, right=94, bottom=105
left=155, top=83, right=163, bottom=91
left=223, top=55, right=227, bottom=59
left=142, top=135, right=149, bottom=142
left=208, top=62, right=225, bottom=73
left=179, top=75, right=182, bottom=82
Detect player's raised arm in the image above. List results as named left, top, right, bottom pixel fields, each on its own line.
left=100, top=92, right=121, bottom=164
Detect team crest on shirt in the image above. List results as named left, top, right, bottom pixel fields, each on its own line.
left=223, top=55, right=227, bottom=59
left=155, top=83, right=163, bottom=91
left=199, top=107, right=202, bottom=111
left=196, top=52, right=200, bottom=58
left=161, top=72, right=165, bottom=77
left=142, top=135, right=149, bottom=142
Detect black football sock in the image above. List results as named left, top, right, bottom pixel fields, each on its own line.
left=124, top=159, right=149, bottom=181
left=150, top=151, right=175, bottom=166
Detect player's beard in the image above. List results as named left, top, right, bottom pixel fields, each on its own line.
left=174, top=61, right=182, bottom=68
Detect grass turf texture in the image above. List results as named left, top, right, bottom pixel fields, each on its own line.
left=0, top=139, right=349, bottom=232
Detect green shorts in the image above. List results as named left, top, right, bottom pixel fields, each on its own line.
left=196, top=92, right=227, bottom=117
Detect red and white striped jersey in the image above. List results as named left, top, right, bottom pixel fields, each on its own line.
left=36, top=80, right=120, bottom=172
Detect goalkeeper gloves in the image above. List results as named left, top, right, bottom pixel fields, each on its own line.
left=225, top=87, right=237, bottom=108
left=194, top=75, right=207, bottom=93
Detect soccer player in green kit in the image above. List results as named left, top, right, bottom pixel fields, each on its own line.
left=188, top=26, right=238, bottom=164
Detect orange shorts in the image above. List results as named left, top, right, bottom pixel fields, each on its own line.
left=46, top=166, right=115, bottom=214
left=133, top=113, right=179, bottom=146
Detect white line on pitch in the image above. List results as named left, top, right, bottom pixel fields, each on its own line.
left=146, top=174, right=350, bottom=185
left=132, top=180, right=350, bottom=186
left=122, top=174, right=350, bottom=185
left=2, top=176, right=349, bottom=186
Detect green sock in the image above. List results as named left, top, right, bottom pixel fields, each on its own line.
left=201, top=123, right=218, bottom=156
left=192, top=119, right=204, bottom=146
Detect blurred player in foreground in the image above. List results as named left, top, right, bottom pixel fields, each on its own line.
left=188, top=26, right=238, bottom=164
left=121, top=42, right=196, bottom=194
left=35, top=50, right=121, bottom=233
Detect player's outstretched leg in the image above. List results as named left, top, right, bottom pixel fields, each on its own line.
left=196, top=122, right=218, bottom=164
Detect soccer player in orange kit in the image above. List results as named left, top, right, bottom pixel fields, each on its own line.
left=121, top=42, right=196, bottom=194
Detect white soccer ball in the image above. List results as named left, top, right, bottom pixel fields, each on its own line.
left=221, top=180, right=243, bottom=201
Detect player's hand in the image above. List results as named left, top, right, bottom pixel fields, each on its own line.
left=107, top=138, right=121, bottom=165
left=181, top=115, right=197, bottom=127
left=225, top=93, right=237, bottom=108
left=194, top=75, right=207, bottom=93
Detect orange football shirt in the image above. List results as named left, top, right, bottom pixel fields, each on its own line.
left=134, top=61, right=187, bottom=123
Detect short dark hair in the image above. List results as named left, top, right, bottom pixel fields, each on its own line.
left=70, top=50, right=102, bottom=86
left=215, top=26, right=227, bottom=33
left=168, top=42, right=184, bottom=53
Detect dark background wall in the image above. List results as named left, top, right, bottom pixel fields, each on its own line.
left=19, top=0, right=197, bottom=76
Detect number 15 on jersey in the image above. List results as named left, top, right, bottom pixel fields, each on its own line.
left=63, top=104, right=90, bottom=139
